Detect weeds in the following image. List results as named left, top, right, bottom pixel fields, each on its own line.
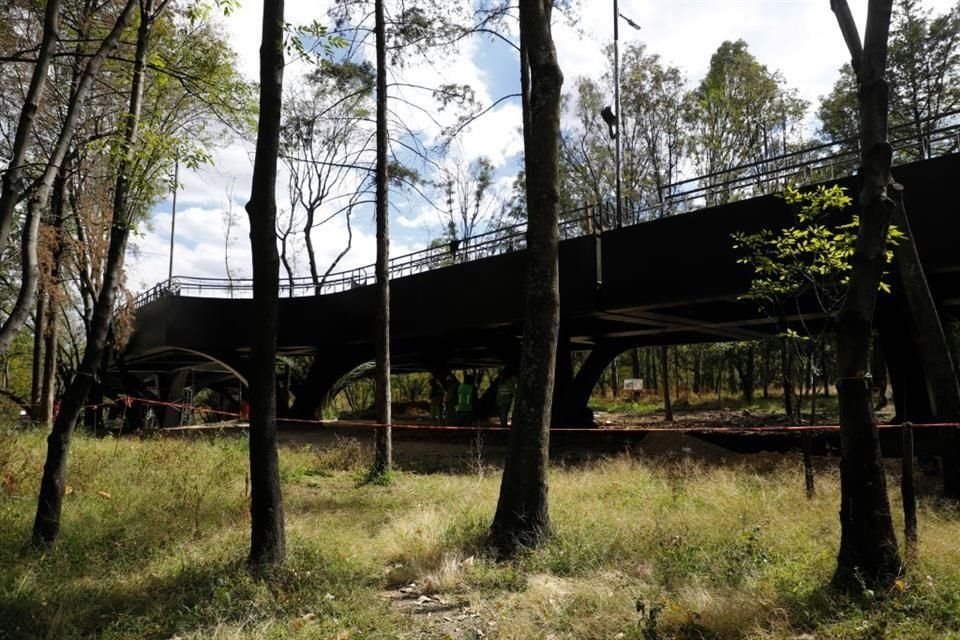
left=1, top=430, right=958, bottom=639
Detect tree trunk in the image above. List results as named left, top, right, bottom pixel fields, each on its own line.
left=0, top=0, right=62, bottom=256
left=660, top=345, right=673, bottom=421
left=609, top=355, right=619, bottom=398
left=244, top=0, right=287, bottom=567
left=304, top=205, right=320, bottom=288
left=372, top=0, right=392, bottom=476
left=31, top=0, right=152, bottom=546
left=782, top=339, right=795, bottom=420
left=39, top=161, right=69, bottom=430
left=830, top=0, right=901, bottom=589
left=631, top=347, right=640, bottom=380
left=647, top=348, right=657, bottom=390
left=673, top=346, right=681, bottom=399
left=0, top=0, right=138, bottom=355
left=762, top=341, right=771, bottom=399
left=489, top=0, right=563, bottom=555
left=693, top=347, right=703, bottom=395
left=30, top=287, right=47, bottom=418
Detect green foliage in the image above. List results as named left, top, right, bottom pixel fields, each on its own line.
left=733, top=184, right=904, bottom=314
left=686, top=40, right=808, bottom=203
left=285, top=20, right=348, bottom=65
left=819, top=0, right=960, bottom=159
left=559, top=43, right=688, bottom=216
left=2, top=431, right=960, bottom=638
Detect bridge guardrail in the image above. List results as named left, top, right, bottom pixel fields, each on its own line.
left=130, top=111, right=960, bottom=306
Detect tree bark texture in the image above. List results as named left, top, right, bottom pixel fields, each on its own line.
left=0, top=0, right=138, bottom=355
left=830, top=0, right=901, bottom=589
left=30, top=288, right=47, bottom=417
left=660, top=345, right=673, bottom=421
left=32, top=0, right=153, bottom=546
left=244, top=0, right=287, bottom=566
left=372, top=0, right=392, bottom=475
left=489, top=0, right=563, bottom=555
left=39, top=162, right=69, bottom=430
left=0, top=0, right=62, bottom=256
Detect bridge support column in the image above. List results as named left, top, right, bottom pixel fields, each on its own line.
left=876, top=288, right=954, bottom=472
left=550, top=338, right=608, bottom=427
left=876, top=291, right=934, bottom=425
left=289, top=353, right=367, bottom=420
left=554, top=342, right=625, bottom=427
left=158, top=370, right=190, bottom=428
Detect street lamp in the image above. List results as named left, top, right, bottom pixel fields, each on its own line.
left=605, top=2, right=640, bottom=229
left=167, top=154, right=179, bottom=285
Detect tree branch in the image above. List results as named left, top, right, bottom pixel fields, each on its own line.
left=831, top=0, right=864, bottom=72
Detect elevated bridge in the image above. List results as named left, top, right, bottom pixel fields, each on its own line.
left=111, top=122, right=960, bottom=426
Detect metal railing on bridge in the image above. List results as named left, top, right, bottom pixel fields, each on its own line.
left=131, top=112, right=960, bottom=305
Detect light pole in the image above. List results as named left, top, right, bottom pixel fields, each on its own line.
left=167, top=155, right=179, bottom=285
left=610, top=2, right=640, bottom=228
left=613, top=0, right=623, bottom=228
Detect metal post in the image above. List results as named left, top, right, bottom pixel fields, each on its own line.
left=167, top=155, right=179, bottom=285
left=901, top=422, right=917, bottom=559
left=613, top=0, right=623, bottom=229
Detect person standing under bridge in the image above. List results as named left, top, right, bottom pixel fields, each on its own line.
left=456, top=373, right=476, bottom=426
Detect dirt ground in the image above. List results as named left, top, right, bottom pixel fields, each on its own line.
left=163, top=400, right=862, bottom=472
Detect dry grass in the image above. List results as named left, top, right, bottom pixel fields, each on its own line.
left=1, top=427, right=958, bottom=639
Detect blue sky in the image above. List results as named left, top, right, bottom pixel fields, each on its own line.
left=126, top=0, right=956, bottom=292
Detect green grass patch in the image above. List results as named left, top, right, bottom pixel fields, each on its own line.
left=1, top=427, right=958, bottom=638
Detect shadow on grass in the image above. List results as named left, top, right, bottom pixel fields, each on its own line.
left=2, top=543, right=389, bottom=640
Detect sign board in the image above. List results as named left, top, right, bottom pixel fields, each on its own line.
left=623, top=378, right=644, bottom=391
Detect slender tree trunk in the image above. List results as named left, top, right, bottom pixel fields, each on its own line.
left=0, top=0, right=62, bottom=256
left=830, top=0, right=901, bottom=589
left=489, top=0, right=563, bottom=554
left=244, top=0, right=287, bottom=567
left=279, top=230, right=295, bottom=296
left=39, top=161, right=68, bottom=430
left=693, top=347, right=703, bottom=395
left=762, top=341, right=771, bottom=399
left=647, top=348, right=657, bottom=390
left=782, top=339, right=795, bottom=420
left=609, top=355, right=619, bottom=398
left=0, top=0, right=138, bottom=355
left=821, top=341, right=831, bottom=398
left=32, top=0, right=152, bottom=546
left=372, top=0, right=392, bottom=476
left=30, top=288, right=47, bottom=418
left=673, top=346, right=681, bottom=399
left=660, top=345, right=673, bottom=421
left=304, top=206, right=320, bottom=288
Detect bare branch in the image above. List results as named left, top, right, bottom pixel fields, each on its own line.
left=831, top=0, right=864, bottom=72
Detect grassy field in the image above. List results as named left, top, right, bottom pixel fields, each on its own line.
left=1, top=427, right=959, bottom=639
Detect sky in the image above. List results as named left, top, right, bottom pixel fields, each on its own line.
left=125, top=0, right=957, bottom=293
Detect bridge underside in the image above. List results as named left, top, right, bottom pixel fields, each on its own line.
left=110, top=154, right=960, bottom=425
